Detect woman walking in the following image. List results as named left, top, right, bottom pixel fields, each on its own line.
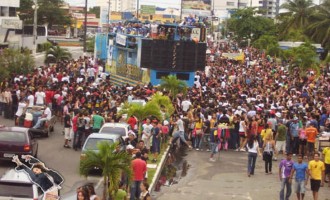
left=263, top=134, right=276, bottom=174
left=247, top=135, right=261, bottom=177
left=238, top=116, right=247, bottom=151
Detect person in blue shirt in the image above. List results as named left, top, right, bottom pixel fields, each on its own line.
left=290, top=117, right=300, bottom=155
left=289, top=154, right=309, bottom=200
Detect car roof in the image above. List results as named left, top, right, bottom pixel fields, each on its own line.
left=0, top=169, right=32, bottom=183
left=101, top=123, right=129, bottom=128
left=0, top=126, right=29, bottom=133
left=87, top=133, right=121, bottom=140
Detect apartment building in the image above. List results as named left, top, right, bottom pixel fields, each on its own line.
left=0, top=0, right=21, bottom=48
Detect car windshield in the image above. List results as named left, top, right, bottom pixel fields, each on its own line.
left=100, top=127, right=126, bottom=136
left=0, top=182, right=34, bottom=198
left=0, top=131, right=26, bottom=142
left=84, top=138, right=114, bottom=150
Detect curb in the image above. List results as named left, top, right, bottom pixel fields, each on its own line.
left=149, top=146, right=170, bottom=193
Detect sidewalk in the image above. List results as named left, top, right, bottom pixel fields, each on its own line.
left=153, top=150, right=330, bottom=200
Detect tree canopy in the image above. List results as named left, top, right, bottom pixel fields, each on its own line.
left=227, top=8, right=277, bottom=42
left=0, top=48, right=35, bottom=80
left=18, top=0, right=71, bottom=28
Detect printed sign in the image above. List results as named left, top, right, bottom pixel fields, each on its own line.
left=182, top=0, right=212, bottom=16
left=116, top=33, right=127, bottom=46
left=1, top=19, right=22, bottom=29
left=191, top=28, right=201, bottom=40
left=141, top=5, right=156, bottom=15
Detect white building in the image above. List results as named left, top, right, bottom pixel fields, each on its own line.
left=97, top=0, right=136, bottom=12
left=0, top=0, right=21, bottom=48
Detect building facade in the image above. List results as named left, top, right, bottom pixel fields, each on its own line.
left=97, top=0, right=136, bottom=12
left=0, top=0, right=21, bottom=48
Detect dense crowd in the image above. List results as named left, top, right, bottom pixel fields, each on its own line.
left=1, top=33, right=330, bottom=199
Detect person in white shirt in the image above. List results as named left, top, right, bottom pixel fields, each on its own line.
left=87, top=67, right=96, bottom=82
left=246, top=135, right=261, bottom=176
left=27, top=91, right=35, bottom=107
left=33, top=105, right=52, bottom=129
left=142, top=118, right=153, bottom=149
left=35, top=87, right=45, bottom=105
left=181, top=98, right=192, bottom=112
left=15, top=99, right=27, bottom=121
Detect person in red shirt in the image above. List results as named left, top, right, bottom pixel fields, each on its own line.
left=305, top=123, right=318, bottom=159
left=45, top=89, right=55, bottom=109
left=127, top=115, right=137, bottom=132
left=130, top=152, right=146, bottom=200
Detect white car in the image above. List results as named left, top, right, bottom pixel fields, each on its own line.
left=80, top=133, right=125, bottom=160
left=0, top=169, right=43, bottom=200
left=99, top=123, right=131, bottom=139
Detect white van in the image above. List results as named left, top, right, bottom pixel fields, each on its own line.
left=0, top=169, right=43, bottom=200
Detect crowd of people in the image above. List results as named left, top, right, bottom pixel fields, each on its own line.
left=1, top=24, right=330, bottom=199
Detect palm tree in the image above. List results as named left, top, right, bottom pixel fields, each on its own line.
left=278, top=0, right=314, bottom=36
left=159, top=75, right=187, bottom=100
left=149, top=92, right=175, bottom=120
left=121, top=101, right=163, bottom=136
left=305, top=0, right=330, bottom=49
left=44, top=45, right=72, bottom=64
left=80, top=141, right=132, bottom=200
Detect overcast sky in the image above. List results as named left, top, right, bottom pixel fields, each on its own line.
left=64, top=0, right=181, bottom=8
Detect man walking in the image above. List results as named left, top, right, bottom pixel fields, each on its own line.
left=275, top=119, right=287, bottom=160
left=279, top=153, right=294, bottom=200
left=290, top=154, right=308, bottom=200
left=308, top=152, right=325, bottom=200
left=130, top=152, right=146, bottom=200
left=305, top=123, right=318, bottom=159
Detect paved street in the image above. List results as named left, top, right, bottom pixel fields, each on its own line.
left=0, top=116, right=102, bottom=197
left=34, top=46, right=88, bottom=67
left=154, top=149, right=330, bottom=200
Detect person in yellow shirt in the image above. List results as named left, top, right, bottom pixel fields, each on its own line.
left=322, top=147, right=330, bottom=187
left=308, top=152, right=325, bottom=200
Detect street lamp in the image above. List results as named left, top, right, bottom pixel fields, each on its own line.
left=32, top=0, right=38, bottom=55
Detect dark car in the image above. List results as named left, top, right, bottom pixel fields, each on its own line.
left=0, top=126, right=38, bottom=161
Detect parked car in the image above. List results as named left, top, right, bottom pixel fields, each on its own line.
left=99, top=123, right=131, bottom=139
left=80, top=133, right=125, bottom=172
left=0, top=126, right=38, bottom=161
left=0, top=169, right=43, bottom=200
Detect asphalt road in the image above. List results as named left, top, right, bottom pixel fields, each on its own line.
left=0, top=116, right=102, bottom=198
left=34, top=46, right=90, bottom=67
left=154, top=148, right=330, bottom=200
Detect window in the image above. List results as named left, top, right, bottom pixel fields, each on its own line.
left=259, top=1, right=263, bottom=4
left=268, top=1, right=273, bottom=4
left=268, top=12, right=272, bottom=15
left=128, top=52, right=133, bottom=58
left=9, top=7, right=16, bottom=17
left=239, top=3, right=247, bottom=7
left=176, top=73, right=190, bottom=81
left=226, top=2, right=235, bottom=6
left=156, top=72, right=170, bottom=79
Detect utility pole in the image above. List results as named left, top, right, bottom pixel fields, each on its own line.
left=83, top=0, right=88, bottom=53
left=107, top=0, right=111, bottom=32
left=180, top=0, right=183, bottom=21
left=136, top=0, right=139, bottom=19
left=32, top=0, right=38, bottom=55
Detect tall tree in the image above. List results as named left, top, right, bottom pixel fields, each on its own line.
left=227, top=8, right=277, bottom=42
left=18, top=0, right=71, bottom=28
left=278, top=0, right=314, bottom=36
left=305, top=0, right=330, bottom=49
left=80, top=142, right=132, bottom=200
left=89, top=6, right=100, bottom=18
left=285, top=43, right=320, bottom=75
